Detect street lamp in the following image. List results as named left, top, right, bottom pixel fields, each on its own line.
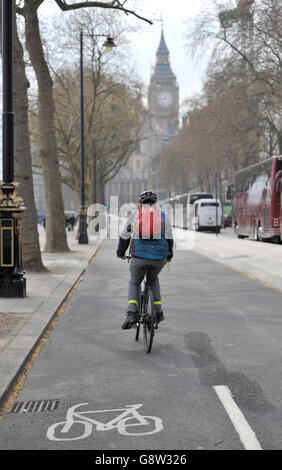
left=77, top=30, right=88, bottom=244
left=0, top=0, right=26, bottom=297
left=77, top=30, right=116, bottom=244
left=103, top=37, right=116, bottom=52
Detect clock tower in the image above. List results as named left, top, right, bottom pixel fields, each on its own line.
left=147, top=28, right=179, bottom=193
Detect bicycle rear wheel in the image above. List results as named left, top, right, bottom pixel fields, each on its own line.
left=143, top=289, right=155, bottom=353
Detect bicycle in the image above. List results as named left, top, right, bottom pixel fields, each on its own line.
left=47, top=403, right=163, bottom=441
left=130, top=261, right=158, bottom=354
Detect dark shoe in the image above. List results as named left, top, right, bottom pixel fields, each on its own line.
left=122, top=312, right=139, bottom=330
left=156, top=311, right=165, bottom=323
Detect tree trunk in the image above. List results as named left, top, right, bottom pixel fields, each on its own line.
left=12, top=2, right=45, bottom=271
left=278, top=131, right=282, bottom=155
left=24, top=2, right=69, bottom=252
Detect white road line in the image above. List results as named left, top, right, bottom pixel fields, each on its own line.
left=213, top=385, right=262, bottom=450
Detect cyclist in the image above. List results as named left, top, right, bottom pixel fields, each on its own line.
left=117, top=190, right=173, bottom=330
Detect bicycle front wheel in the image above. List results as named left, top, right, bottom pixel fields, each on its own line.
left=135, top=295, right=142, bottom=341
left=135, top=321, right=140, bottom=341
left=143, top=289, right=155, bottom=353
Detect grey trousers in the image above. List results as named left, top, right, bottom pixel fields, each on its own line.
left=127, top=257, right=167, bottom=314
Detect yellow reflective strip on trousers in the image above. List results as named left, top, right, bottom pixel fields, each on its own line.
left=153, top=301, right=162, bottom=305
left=128, top=300, right=138, bottom=304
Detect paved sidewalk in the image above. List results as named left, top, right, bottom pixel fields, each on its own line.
left=0, top=226, right=103, bottom=406
left=174, top=227, right=282, bottom=292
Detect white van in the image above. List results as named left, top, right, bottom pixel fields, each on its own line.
left=193, top=198, right=222, bottom=233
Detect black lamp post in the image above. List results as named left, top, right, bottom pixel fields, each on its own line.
left=77, top=30, right=88, bottom=244
left=0, top=0, right=26, bottom=297
left=77, top=31, right=115, bottom=244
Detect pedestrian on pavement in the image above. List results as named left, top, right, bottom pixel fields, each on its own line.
left=116, top=190, right=173, bottom=330
left=70, top=215, right=76, bottom=230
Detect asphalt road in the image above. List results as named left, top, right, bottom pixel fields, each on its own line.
left=1, top=239, right=282, bottom=451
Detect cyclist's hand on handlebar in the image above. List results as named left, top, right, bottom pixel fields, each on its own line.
left=117, top=255, right=127, bottom=260
left=167, top=258, right=172, bottom=262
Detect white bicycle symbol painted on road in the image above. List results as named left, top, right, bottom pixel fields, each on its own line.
left=47, top=403, right=163, bottom=441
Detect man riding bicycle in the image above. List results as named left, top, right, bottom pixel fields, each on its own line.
left=116, top=191, right=173, bottom=330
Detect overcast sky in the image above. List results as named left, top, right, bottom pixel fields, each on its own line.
left=0, top=0, right=215, bottom=180
left=120, top=0, right=212, bottom=103
left=37, top=0, right=213, bottom=103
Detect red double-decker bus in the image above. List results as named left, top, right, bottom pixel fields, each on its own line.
left=229, top=155, right=282, bottom=242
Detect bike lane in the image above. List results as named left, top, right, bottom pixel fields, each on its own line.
left=0, top=239, right=281, bottom=450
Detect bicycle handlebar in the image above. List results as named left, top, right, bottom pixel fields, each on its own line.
left=118, top=255, right=172, bottom=263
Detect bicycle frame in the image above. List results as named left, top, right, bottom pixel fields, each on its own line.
left=60, top=403, right=149, bottom=433
left=139, top=272, right=151, bottom=323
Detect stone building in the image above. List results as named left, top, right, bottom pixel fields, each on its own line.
left=105, top=28, right=179, bottom=208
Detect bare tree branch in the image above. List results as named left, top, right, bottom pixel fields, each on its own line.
left=54, top=0, right=153, bottom=24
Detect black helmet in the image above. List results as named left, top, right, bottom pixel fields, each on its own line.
left=138, top=190, right=157, bottom=205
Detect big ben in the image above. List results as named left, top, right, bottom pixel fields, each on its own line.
left=147, top=28, right=179, bottom=193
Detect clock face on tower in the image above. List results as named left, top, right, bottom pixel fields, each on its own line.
left=157, top=91, right=173, bottom=107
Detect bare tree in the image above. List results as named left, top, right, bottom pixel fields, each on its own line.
left=52, top=67, right=144, bottom=204
left=16, top=0, right=151, bottom=252
left=0, top=1, right=44, bottom=270
left=159, top=59, right=260, bottom=199
left=186, top=0, right=282, bottom=156
left=12, top=2, right=45, bottom=270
